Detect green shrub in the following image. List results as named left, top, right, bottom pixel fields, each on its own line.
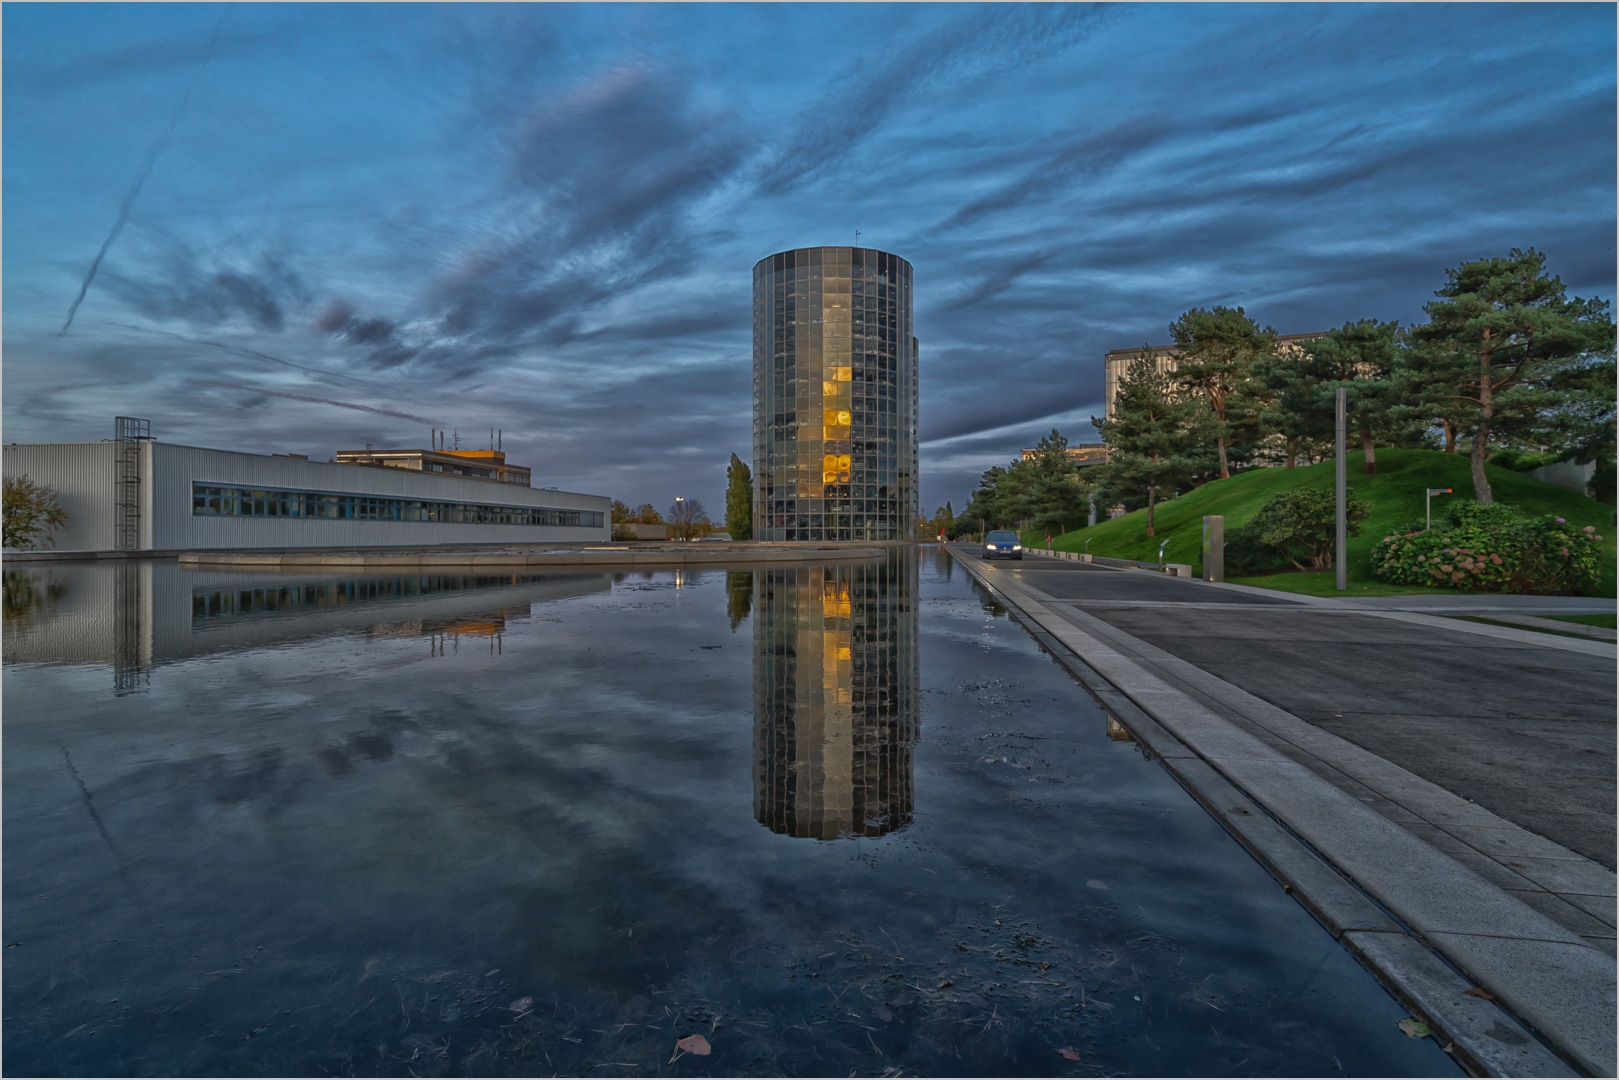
left=1487, top=448, right=1565, bottom=473
left=1224, top=525, right=1288, bottom=574
left=1370, top=502, right=1605, bottom=595
left=1246, top=487, right=1371, bottom=571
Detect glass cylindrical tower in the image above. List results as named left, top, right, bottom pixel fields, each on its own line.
left=752, top=246, right=918, bottom=541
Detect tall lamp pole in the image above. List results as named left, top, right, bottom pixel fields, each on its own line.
left=1426, top=488, right=1452, bottom=531
left=1335, top=387, right=1347, bottom=591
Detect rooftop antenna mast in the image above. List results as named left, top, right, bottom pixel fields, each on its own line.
left=854, top=229, right=861, bottom=247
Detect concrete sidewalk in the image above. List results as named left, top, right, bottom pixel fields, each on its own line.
left=953, top=548, right=1616, bottom=1078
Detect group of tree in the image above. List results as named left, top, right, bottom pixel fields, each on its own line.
left=949, top=429, right=1094, bottom=541
left=1122, top=251, right=1611, bottom=517
left=608, top=453, right=755, bottom=543
left=610, top=496, right=713, bottom=541
left=956, top=249, right=1614, bottom=541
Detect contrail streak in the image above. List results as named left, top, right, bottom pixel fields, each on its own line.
left=102, top=321, right=391, bottom=388
left=62, top=13, right=228, bottom=333
left=208, top=382, right=439, bottom=425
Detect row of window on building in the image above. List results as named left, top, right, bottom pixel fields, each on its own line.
left=192, top=484, right=604, bottom=528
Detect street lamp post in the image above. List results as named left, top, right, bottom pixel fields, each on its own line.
left=1335, top=388, right=1347, bottom=591
left=674, top=496, right=685, bottom=542
left=1426, top=488, right=1452, bottom=531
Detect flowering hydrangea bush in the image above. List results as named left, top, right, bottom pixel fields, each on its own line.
left=1371, top=502, right=1604, bottom=595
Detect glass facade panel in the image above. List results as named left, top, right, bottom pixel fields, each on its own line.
left=191, top=484, right=604, bottom=529
left=751, top=550, right=918, bottom=839
left=752, top=247, right=917, bottom=541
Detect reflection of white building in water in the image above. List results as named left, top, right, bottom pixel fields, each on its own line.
left=3, top=562, right=610, bottom=693
left=751, top=550, right=918, bottom=839
left=2, top=425, right=609, bottom=553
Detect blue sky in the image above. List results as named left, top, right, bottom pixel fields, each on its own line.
left=5, top=3, right=1614, bottom=515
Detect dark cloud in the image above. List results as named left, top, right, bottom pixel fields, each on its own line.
left=314, top=300, right=398, bottom=346
left=102, top=247, right=309, bottom=333
left=378, top=63, right=755, bottom=376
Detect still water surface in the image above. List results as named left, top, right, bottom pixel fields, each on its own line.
left=3, top=551, right=1458, bottom=1076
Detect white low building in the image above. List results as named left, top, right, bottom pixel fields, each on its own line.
left=3, top=439, right=610, bottom=552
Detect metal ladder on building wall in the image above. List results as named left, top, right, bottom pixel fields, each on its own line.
left=113, top=416, right=151, bottom=551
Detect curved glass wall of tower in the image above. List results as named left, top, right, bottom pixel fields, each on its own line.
left=752, top=247, right=918, bottom=541
left=751, top=550, right=919, bottom=840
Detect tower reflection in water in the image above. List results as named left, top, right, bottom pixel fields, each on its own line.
left=752, top=550, right=919, bottom=839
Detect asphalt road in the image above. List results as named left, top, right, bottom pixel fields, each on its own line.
left=971, top=551, right=1617, bottom=867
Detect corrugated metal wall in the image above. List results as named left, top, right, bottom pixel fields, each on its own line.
left=2, top=443, right=117, bottom=551
left=4, top=442, right=611, bottom=551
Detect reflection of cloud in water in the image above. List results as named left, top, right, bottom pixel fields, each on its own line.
left=752, top=551, right=918, bottom=840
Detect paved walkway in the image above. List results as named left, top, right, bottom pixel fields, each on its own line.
left=955, top=548, right=1616, bottom=1077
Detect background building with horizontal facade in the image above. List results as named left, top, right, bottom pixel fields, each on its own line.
left=2, top=439, right=609, bottom=552
left=1103, top=332, right=1323, bottom=424
left=1019, top=444, right=1110, bottom=467
left=753, top=246, right=918, bottom=541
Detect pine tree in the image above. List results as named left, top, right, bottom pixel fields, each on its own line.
left=724, top=454, right=753, bottom=540
left=1404, top=249, right=1616, bottom=503
left=1095, top=351, right=1212, bottom=537
left=1261, top=320, right=1405, bottom=474
left=1169, top=307, right=1276, bottom=478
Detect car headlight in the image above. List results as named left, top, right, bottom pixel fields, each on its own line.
left=985, top=544, right=997, bottom=550
left=1012, top=545, right=1022, bottom=550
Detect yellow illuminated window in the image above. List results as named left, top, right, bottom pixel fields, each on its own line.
left=835, top=366, right=852, bottom=381
left=823, top=454, right=839, bottom=470
left=823, top=381, right=839, bottom=397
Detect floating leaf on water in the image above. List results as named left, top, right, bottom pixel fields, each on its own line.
left=675, top=1034, right=712, bottom=1056
left=508, top=996, right=533, bottom=1013
left=1398, top=1017, right=1430, bottom=1039
left=888, top=993, right=915, bottom=1007
left=1038, top=961, right=1053, bottom=971
left=1464, top=988, right=1495, bottom=1001
left=873, top=1005, right=893, bottom=1022
left=1058, top=1047, right=1083, bottom=1061
left=1086, top=880, right=1109, bottom=890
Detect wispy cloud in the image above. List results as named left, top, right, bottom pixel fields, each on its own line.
left=3, top=2, right=1611, bottom=515
left=756, top=4, right=1111, bottom=196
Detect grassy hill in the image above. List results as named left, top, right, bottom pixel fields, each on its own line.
left=1027, top=449, right=1617, bottom=597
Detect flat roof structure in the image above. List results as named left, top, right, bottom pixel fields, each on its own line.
left=3, top=436, right=608, bottom=554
